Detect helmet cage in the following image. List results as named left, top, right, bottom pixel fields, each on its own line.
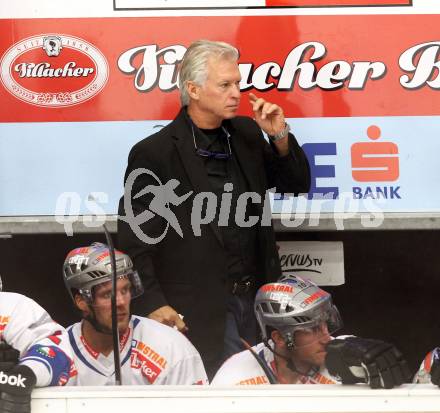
left=78, top=270, right=144, bottom=305
left=280, top=304, right=342, bottom=349
left=278, top=300, right=342, bottom=335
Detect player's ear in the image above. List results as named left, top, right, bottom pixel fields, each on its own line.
left=271, top=330, right=286, bottom=348
left=74, top=293, right=89, bottom=313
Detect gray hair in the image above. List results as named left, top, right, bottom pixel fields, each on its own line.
left=178, top=40, right=239, bottom=106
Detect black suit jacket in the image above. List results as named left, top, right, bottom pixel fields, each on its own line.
left=118, top=108, right=310, bottom=374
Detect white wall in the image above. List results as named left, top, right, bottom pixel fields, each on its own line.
left=31, top=384, right=440, bottom=413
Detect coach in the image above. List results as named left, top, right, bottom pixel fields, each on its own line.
left=118, top=40, right=310, bottom=377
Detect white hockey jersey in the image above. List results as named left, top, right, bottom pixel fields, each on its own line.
left=67, top=315, right=208, bottom=385
left=211, top=341, right=339, bottom=385
left=413, top=347, right=440, bottom=384
left=0, top=291, right=73, bottom=387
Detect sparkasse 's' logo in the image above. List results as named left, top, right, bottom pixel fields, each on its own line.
left=351, top=125, right=401, bottom=200
left=0, top=33, right=108, bottom=107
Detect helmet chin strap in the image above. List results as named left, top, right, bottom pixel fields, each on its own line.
left=84, top=307, right=113, bottom=336
left=263, top=338, right=319, bottom=378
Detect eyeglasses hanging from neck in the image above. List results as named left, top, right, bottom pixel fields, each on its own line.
left=191, top=123, right=232, bottom=160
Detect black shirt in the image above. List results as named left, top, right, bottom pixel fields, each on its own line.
left=193, top=123, right=259, bottom=280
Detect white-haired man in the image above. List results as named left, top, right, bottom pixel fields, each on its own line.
left=118, top=40, right=311, bottom=377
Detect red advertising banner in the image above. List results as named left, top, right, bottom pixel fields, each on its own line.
left=0, top=14, right=439, bottom=122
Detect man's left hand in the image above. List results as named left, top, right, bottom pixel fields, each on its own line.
left=249, top=93, right=286, bottom=137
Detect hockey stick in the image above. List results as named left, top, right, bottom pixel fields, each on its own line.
left=240, top=338, right=278, bottom=384
left=103, top=224, right=122, bottom=385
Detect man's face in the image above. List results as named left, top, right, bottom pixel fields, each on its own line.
left=90, top=277, right=132, bottom=333
left=291, top=322, right=332, bottom=368
left=191, top=56, right=241, bottom=125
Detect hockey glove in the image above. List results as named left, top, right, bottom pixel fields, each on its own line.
left=0, top=364, right=36, bottom=413
left=0, top=342, right=19, bottom=372
left=325, top=337, right=410, bottom=389
left=430, top=349, right=440, bottom=386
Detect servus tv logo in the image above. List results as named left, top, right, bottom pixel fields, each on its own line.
left=304, top=124, right=401, bottom=201
left=0, top=34, right=109, bottom=107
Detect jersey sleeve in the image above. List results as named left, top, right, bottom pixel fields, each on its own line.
left=164, top=354, right=208, bottom=385
left=413, top=348, right=440, bottom=384
left=162, top=333, right=208, bottom=385
left=2, top=294, right=73, bottom=387
left=210, top=358, right=239, bottom=385
left=211, top=350, right=267, bottom=386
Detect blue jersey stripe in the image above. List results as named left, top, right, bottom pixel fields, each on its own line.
left=121, top=317, right=140, bottom=366
left=68, top=326, right=106, bottom=377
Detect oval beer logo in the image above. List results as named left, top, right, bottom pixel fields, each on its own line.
left=0, top=34, right=108, bottom=107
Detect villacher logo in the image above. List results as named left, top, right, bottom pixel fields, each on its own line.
left=0, top=33, right=109, bottom=107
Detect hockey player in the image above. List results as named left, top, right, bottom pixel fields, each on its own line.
left=211, top=275, right=410, bottom=387
left=413, top=347, right=440, bottom=386
left=0, top=278, right=73, bottom=413
left=62, top=243, right=208, bottom=385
